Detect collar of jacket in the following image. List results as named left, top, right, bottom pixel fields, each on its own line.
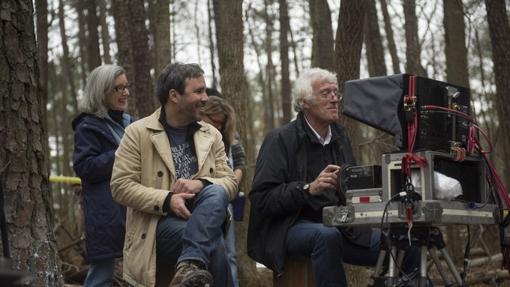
left=295, top=112, right=343, bottom=145
left=143, top=108, right=215, bottom=177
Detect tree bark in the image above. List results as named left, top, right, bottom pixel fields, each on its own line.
left=127, top=0, right=155, bottom=117
left=335, top=2, right=369, bottom=283
left=153, top=0, right=171, bottom=77
left=0, top=1, right=63, bottom=285
left=443, top=0, right=471, bottom=266
left=380, top=0, right=401, bottom=74
left=213, top=0, right=261, bottom=286
left=35, top=0, right=50, bottom=170
left=364, top=0, right=387, bottom=76
left=403, top=0, right=426, bottom=76
left=309, top=0, right=335, bottom=71
left=73, top=0, right=89, bottom=87
left=279, top=0, right=292, bottom=124
left=264, top=0, right=276, bottom=131
left=98, top=0, right=112, bottom=64
left=485, top=0, right=510, bottom=185
left=86, top=0, right=102, bottom=70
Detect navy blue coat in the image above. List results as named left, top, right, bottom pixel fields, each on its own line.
left=72, top=113, right=133, bottom=263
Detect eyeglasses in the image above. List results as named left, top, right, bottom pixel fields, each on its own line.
left=113, top=84, right=130, bottom=93
left=317, top=88, right=341, bottom=100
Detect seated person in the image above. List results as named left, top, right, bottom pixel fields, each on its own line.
left=111, top=63, right=237, bottom=287
left=247, top=68, right=419, bottom=287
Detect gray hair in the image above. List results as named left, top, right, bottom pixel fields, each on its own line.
left=79, top=64, right=126, bottom=117
left=292, top=68, right=337, bottom=112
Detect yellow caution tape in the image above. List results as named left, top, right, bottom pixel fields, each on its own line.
left=49, top=175, right=81, bottom=185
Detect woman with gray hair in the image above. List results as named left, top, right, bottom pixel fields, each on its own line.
left=72, top=64, right=134, bottom=287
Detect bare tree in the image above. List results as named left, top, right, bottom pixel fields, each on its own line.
left=279, top=0, right=292, bottom=124
left=213, top=0, right=261, bottom=285
left=380, top=0, right=401, bottom=74
left=403, top=0, right=426, bottom=76
left=36, top=0, right=49, bottom=152
left=264, top=0, right=276, bottom=131
left=58, top=0, right=79, bottom=113
left=207, top=0, right=218, bottom=88
left=1, top=1, right=63, bottom=285
left=335, top=0, right=370, bottom=280
left=127, top=0, right=156, bottom=117
left=86, top=0, right=102, bottom=70
left=73, top=0, right=89, bottom=87
left=443, top=0, right=471, bottom=266
left=364, top=0, right=387, bottom=76
left=98, top=0, right=112, bottom=64
left=485, top=0, right=510, bottom=184
left=309, top=0, right=335, bottom=70
left=149, top=0, right=171, bottom=77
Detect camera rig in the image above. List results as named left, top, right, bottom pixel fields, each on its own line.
left=322, top=74, right=510, bottom=286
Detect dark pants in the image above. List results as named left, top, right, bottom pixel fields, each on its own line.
left=286, top=220, right=420, bottom=287
left=155, top=184, right=231, bottom=287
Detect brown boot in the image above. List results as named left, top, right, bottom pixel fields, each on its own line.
left=169, top=260, right=213, bottom=287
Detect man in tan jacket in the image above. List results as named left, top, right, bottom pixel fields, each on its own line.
left=111, top=63, right=237, bottom=287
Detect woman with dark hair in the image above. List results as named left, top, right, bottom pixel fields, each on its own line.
left=201, top=95, right=245, bottom=287
left=72, top=64, right=134, bottom=286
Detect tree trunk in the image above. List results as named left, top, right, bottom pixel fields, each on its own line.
left=279, top=0, right=292, bottom=124
left=98, top=0, right=112, bottom=64
left=309, top=0, right=335, bottom=71
left=153, top=0, right=171, bottom=77
left=207, top=0, right=218, bottom=88
left=403, top=0, right=426, bottom=76
left=485, top=0, right=510, bottom=186
left=213, top=1, right=261, bottom=286
left=443, top=0, right=471, bottom=266
left=0, top=1, right=63, bottom=285
left=364, top=0, right=387, bottom=76
left=127, top=0, right=155, bottom=117
left=379, top=0, right=401, bottom=74
left=112, top=0, right=136, bottom=116
left=264, top=0, right=276, bottom=131
left=58, top=0, right=79, bottom=113
left=73, top=0, right=89, bottom=87
left=335, top=1, right=368, bottom=283
left=35, top=0, right=50, bottom=170
left=86, top=0, right=102, bottom=70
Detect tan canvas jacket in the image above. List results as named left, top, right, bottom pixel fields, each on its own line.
left=111, top=108, right=237, bottom=287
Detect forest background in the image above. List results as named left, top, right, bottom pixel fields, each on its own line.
left=2, top=0, right=510, bottom=286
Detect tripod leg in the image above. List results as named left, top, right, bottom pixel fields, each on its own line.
left=419, top=246, right=428, bottom=287
left=439, top=247, right=463, bottom=285
left=373, top=250, right=387, bottom=277
left=429, top=247, right=452, bottom=286
left=386, top=246, right=398, bottom=286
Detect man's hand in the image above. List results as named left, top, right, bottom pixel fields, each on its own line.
left=170, top=193, right=195, bottom=219
left=309, top=164, right=341, bottom=195
left=171, top=178, right=204, bottom=194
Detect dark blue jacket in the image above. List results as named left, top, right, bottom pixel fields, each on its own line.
left=72, top=113, right=133, bottom=262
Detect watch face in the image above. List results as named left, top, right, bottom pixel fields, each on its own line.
left=303, top=183, right=310, bottom=190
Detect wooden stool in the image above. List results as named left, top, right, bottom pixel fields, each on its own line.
left=273, top=258, right=316, bottom=287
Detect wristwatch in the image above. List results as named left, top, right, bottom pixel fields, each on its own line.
left=301, top=182, right=311, bottom=198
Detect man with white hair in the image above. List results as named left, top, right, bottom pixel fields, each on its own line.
left=247, top=68, right=418, bottom=286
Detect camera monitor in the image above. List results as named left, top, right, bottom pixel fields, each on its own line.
left=342, top=74, right=471, bottom=152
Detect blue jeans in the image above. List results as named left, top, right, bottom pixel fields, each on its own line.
left=225, top=203, right=239, bottom=287
left=286, top=220, right=420, bottom=287
left=156, top=184, right=231, bottom=287
left=83, top=258, right=116, bottom=287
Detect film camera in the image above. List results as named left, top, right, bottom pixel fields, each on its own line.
left=322, top=74, right=502, bottom=286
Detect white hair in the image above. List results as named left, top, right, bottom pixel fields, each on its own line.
left=292, top=68, right=337, bottom=112
left=78, top=64, right=126, bottom=117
